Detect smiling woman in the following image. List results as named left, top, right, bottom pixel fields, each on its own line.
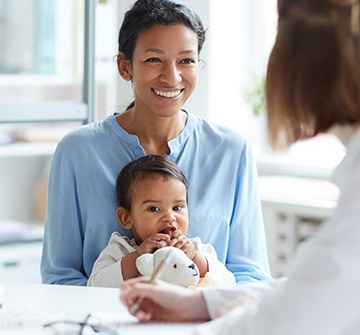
left=41, top=0, right=271, bottom=286
left=116, top=23, right=199, bottom=141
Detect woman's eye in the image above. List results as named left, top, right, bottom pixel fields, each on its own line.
left=180, top=58, right=195, bottom=64
left=145, top=57, right=161, bottom=63
left=148, top=206, right=160, bottom=212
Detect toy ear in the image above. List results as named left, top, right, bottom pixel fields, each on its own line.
left=136, top=253, right=155, bottom=276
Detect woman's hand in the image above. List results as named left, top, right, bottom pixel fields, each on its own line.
left=120, top=278, right=210, bottom=322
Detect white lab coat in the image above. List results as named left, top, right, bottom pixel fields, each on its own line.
left=197, top=128, right=360, bottom=335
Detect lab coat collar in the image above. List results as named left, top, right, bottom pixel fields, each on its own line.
left=332, top=127, right=360, bottom=189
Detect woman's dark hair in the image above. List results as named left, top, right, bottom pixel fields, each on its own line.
left=116, top=155, right=188, bottom=211
left=118, top=0, right=206, bottom=61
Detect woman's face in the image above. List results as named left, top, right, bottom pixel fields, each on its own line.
left=127, top=24, right=199, bottom=118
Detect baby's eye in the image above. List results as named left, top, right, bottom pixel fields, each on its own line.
left=147, top=206, right=160, bottom=212
left=145, top=57, right=161, bottom=63
left=173, top=205, right=183, bottom=211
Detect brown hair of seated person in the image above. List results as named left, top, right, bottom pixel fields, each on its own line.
left=266, top=0, right=360, bottom=149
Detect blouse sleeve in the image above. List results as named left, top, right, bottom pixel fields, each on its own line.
left=40, top=144, right=87, bottom=285
left=226, top=141, right=271, bottom=283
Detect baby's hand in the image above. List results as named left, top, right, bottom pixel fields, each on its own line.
left=137, top=234, right=170, bottom=256
left=169, top=229, right=196, bottom=260
left=159, top=240, right=168, bottom=247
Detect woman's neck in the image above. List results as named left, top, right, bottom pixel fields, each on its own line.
left=116, top=108, right=187, bottom=155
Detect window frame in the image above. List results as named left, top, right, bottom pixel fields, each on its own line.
left=0, top=0, right=96, bottom=124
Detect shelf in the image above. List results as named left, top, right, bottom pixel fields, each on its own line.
left=0, top=142, right=56, bottom=157
left=254, top=134, right=345, bottom=180
left=259, top=175, right=340, bottom=210
left=0, top=221, right=44, bottom=247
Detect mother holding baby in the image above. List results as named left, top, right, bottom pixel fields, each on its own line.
left=41, top=0, right=270, bottom=286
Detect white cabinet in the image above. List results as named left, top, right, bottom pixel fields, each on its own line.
left=0, top=143, right=54, bottom=224
left=259, top=176, right=339, bottom=278
left=0, top=241, right=43, bottom=284
left=0, top=143, right=54, bottom=284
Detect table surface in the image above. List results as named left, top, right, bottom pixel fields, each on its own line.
left=0, top=283, right=201, bottom=335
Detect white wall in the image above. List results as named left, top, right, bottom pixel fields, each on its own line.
left=207, top=0, right=277, bottom=142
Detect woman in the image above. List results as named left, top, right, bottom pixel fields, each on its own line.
left=120, top=0, right=360, bottom=333
left=41, top=0, right=270, bottom=285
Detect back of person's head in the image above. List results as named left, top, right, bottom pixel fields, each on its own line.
left=116, top=155, right=188, bottom=211
left=266, top=0, right=360, bottom=148
left=118, top=0, right=206, bottom=62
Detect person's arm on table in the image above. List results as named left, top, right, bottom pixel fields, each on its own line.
left=120, top=277, right=280, bottom=322
left=120, top=279, right=210, bottom=322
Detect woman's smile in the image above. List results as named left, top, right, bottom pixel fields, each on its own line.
left=152, top=89, right=184, bottom=98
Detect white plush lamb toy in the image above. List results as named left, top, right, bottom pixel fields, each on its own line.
left=136, top=246, right=200, bottom=287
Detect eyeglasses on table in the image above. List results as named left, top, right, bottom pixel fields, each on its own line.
left=43, top=313, right=119, bottom=335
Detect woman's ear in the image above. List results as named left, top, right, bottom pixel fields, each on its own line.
left=116, top=207, right=133, bottom=230
left=117, top=53, right=132, bottom=81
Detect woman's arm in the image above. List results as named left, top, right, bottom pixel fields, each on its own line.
left=41, top=145, right=88, bottom=285
left=120, top=279, right=210, bottom=322
left=225, top=141, right=272, bottom=283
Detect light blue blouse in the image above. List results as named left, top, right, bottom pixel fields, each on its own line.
left=41, top=111, right=271, bottom=285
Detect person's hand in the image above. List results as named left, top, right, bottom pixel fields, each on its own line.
left=137, top=233, right=171, bottom=256
left=168, top=229, right=196, bottom=260
left=120, top=277, right=210, bottom=322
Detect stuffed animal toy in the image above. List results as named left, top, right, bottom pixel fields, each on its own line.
left=136, top=246, right=200, bottom=287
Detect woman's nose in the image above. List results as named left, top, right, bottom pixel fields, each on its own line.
left=160, top=63, right=182, bottom=84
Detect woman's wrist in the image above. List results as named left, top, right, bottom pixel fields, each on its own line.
left=179, top=290, right=211, bottom=322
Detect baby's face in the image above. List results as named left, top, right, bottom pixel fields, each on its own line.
left=128, top=176, right=189, bottom=244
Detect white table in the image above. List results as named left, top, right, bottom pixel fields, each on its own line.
left=0, top=283, right=200, bottom=334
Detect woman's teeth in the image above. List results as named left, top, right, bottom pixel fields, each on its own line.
left=154, top=89, right=181, bottom=98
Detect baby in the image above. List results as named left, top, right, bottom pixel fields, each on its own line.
left=87, top=155, right=235, bottom=287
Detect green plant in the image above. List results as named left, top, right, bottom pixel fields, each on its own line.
left=243, top=74, right=265, bottom=117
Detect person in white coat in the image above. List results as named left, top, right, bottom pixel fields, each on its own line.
left=119, top=0, right=360, bottom=334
